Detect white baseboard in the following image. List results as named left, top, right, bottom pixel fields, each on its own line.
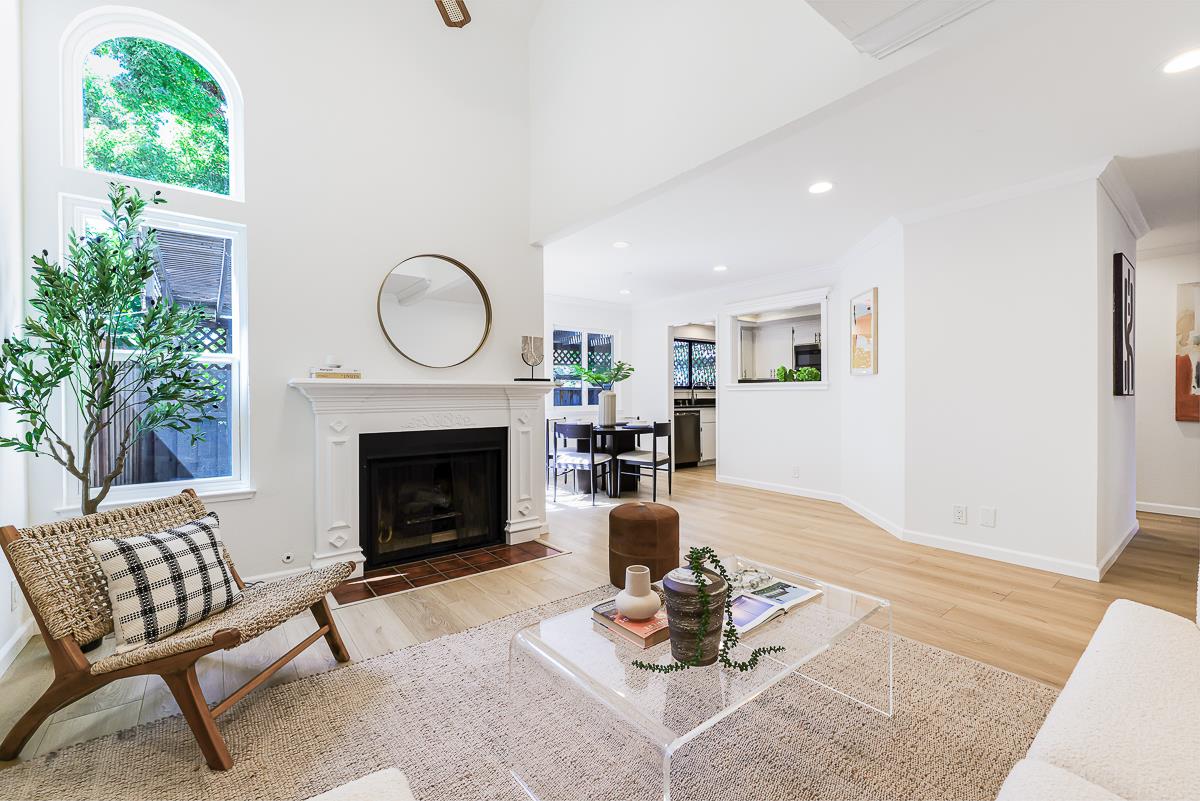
left=840, top=497, right=904, bottom=538
left=898, top=527, right=1103, bottom=581
left=1136, top=501, right=1200, bottom=519
left=0, top=617, right=35, bottom=679
left=1098, top=521, right=1140, bottom=580
left=714, top=474, right=842, bottom=504
left=242, top=566, right=310, bottom=584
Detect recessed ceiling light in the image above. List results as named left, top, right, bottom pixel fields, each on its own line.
left=612, top=241, right=630, bottom=249
left=619, top=288, right=631, bottom=295
left=713, top=264, right=728, bottom=272
left=808, top=181, right=834, bottom=194
left=1163, top=48, right=1200, bottom=74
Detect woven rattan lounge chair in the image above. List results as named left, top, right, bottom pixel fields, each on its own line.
left=0, top=489, right=355, bottom=770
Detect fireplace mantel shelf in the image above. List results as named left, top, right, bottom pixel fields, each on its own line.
left=289, top=378, right=553, bottom=412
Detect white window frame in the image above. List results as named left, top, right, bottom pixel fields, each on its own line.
left=721, top=287, right=831, bottom=392
left=56, top=193, right=252, bottom=512
left=60, top=7, right=246, bottom=201
left=549, top=325, right=620, bottom=410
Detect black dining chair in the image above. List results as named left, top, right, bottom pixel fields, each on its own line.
left=546, top=416, right=568, bottom=488
left=552, top=421, right=613, bottom=506
left=616, top=421, right=672, bottom=502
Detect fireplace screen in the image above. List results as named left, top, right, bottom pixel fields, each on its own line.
left=360, top=428, right=506, bottom=567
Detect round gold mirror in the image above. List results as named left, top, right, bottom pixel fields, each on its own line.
left=377, top=254, right=492, bottom=368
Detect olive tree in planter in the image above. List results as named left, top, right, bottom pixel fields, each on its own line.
left=0, top=183, right=224, bottom=515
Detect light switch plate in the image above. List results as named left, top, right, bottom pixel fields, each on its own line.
left=980, top=506, right=997, bottom=528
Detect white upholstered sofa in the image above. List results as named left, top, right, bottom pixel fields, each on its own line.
left=997, top=579, right=1200, bottom=801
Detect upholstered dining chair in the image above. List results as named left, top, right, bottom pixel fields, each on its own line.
left=552, top=421, right=612, bottom=505
left=617, top=421, right=672, bottom=501
left=0, top=490, right=354, bottom=770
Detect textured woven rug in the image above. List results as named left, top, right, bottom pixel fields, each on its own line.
left=0, top=587, right=1056, bottom=801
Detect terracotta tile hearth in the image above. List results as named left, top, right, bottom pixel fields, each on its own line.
left=330, top=541, right=565, bottom=605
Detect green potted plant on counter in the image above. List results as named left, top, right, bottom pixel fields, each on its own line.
left=774, top=366, right=822, bottom=382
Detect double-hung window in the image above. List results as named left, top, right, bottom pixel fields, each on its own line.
left=551, top=328, right=616, bottom=407
left=62, top=197, right=249, bottom=507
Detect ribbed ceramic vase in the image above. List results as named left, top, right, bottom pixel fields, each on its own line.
left=662, top=567, right=728, bottom=666
left=615, top=565, right=661, bottom=621
left=598, top=389, right=617, bottom=426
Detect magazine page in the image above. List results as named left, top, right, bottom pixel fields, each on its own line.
left=749, top=580, right=823, bottom=611
left=729, top=593, right=784, bottom=635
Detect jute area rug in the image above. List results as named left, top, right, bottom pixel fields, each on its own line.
left=0, top=587, right=1056, bottom=801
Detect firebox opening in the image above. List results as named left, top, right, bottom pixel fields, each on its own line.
left=360, top=427, right=507, bottom=568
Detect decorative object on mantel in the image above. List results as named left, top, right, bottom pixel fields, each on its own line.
left=0, top=183, right=223, bottom=515
left=570, top=360, right=634, bottom=426
left=377, top=254, right=492, bottom=369
left=851, top=286, right=878, bottom=375
left=614, top=565, right=663, bottom=621
left=633, top=547, right=784, bottom=673
left=514, top=335, right=550, bottom=381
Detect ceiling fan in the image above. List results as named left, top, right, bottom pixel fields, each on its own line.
left=435, top=0, right=471, bottom=28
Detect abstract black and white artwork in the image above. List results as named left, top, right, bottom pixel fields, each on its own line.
left=1113, top=252, right=1135, bottom=396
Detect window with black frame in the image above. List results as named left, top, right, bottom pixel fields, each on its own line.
left=673, top=339, right=717, bottom=389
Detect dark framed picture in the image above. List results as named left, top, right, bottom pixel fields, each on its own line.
left=1113, top=252, right=1135, bottom=396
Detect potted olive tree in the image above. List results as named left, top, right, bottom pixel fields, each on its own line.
left=0, top=183, right=224, bottom=515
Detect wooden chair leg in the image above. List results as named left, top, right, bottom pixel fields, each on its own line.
left=0, top=677, right=91, bottom=760
left=163, top=665, right=232, bottom=771
left=310, top=596, right=350, bottom=663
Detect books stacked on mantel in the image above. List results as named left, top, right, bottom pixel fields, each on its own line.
left=309, top=367, right=362, bottom=380
left=591, top=598, right=669, bottom=649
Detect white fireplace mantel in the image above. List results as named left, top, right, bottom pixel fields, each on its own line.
left=289, top=378, right=553, bottom=573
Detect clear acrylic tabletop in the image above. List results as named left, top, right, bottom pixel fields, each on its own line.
left=508, top=555, right=893, bottom=756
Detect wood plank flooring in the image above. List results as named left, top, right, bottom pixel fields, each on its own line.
left=0, top=466, right=1195, bottom=768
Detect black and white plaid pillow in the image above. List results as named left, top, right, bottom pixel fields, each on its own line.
left=88, top=513, right=242, bottom=652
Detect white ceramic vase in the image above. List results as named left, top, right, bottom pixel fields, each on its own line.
left=599, top=389, right=617, bottom=426
left=615, top=565, right=662, bottom=621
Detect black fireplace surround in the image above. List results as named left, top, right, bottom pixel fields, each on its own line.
left=359, top=427, right=507, bottom=569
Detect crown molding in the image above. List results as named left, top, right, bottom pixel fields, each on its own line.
left=1098, top=159, right=1150, bottom=240
left=1137, top=240, right=1200, bottom=261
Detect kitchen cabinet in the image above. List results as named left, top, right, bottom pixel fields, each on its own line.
left=699, top=407, right=717, bottom=464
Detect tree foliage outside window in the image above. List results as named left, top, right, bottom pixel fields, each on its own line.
left=83, top=37, right=230, bottom=195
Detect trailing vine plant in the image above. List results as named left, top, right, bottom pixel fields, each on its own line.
left=633, top=546, right=785, bottom=674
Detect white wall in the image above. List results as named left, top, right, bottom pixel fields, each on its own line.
left=544, top=295, right=634, bottom=419
left=0, top=0, right=32, bottom=676
left=528, top=0, right=923, bottom=243
left=903, top=180, right=1107, bottom=576
left=21, top=0, right=542, bottom=578
left=629, top=266, right=844, bottom=499
left=1135, top=247, right=1200, bottom=517
left=1095, top=185, right=1139, bottom=565
left=838, top=221, right=906, bottom=534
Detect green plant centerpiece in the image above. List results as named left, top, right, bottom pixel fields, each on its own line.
left=774, top=365, right=822, bottom=382
left=569, top=359, right=634, bottom=390
left=633, top=547, right=785, bottom=673
left=0, top=183, right=224, bottom=515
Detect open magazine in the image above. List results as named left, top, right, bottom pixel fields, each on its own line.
left=728, top=579, right=823, bottom=635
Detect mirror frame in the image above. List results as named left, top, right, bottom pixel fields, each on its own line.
left=376, top=253, right=493, bottom=368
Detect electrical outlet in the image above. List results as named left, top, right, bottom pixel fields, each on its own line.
left=980, top=506, right=997, bottom=528
left=952, top=505, right=968, bottom=525
left=791, top=466, right=800, bottom=479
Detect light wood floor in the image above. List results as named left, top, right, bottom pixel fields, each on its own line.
left=1, top=466, right=1196, bottom=768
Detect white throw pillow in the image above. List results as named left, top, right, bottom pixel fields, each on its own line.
left=88, top=513, right=242, bottom=652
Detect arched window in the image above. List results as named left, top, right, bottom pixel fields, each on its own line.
left=83, top=37, right=230, bottom=194
left=62, top=7, right=244, bottom=199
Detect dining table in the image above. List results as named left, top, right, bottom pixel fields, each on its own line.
left=570, top=422, right=653, bottom=498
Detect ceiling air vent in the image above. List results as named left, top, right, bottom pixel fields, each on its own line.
left=807, top=0, right=991, bottom=59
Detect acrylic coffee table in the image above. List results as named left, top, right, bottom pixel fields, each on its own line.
left=506, top=556, right=893, bottom=801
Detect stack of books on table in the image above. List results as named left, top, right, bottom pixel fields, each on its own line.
left=591, top=599, right=669, bottom=648
left=308, top=367, right=362, bottom=379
